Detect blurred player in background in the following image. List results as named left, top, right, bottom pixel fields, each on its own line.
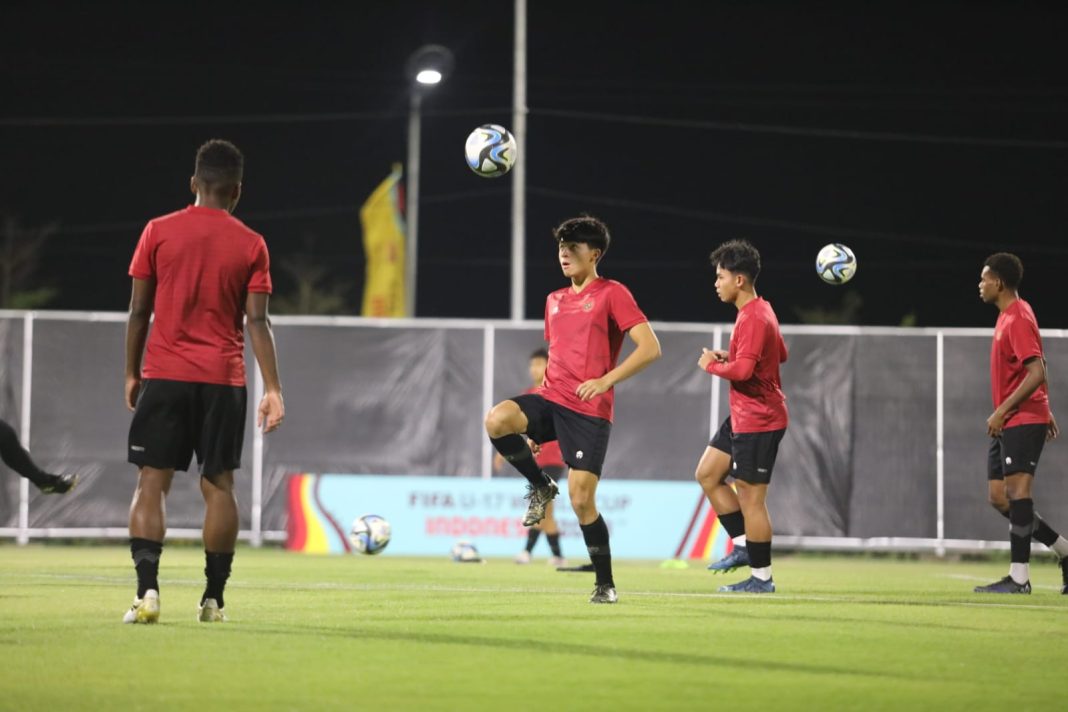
left=695, top=239, right=787, bottom=594
left=975, top=252, right=1068, bottom=595
left=0, top=418, right=77, bottom=493
left=485, top=216, right=661, bottom=603
left=494, top=348, right=566, bottom=567
left=123, top=139, right=285, bottom=624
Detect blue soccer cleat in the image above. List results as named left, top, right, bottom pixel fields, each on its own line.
left=973, top=575, right=1031, bottom=594
left=707, top=546, right=750, bottom=573
left=717, top=576, right=775, bottom=594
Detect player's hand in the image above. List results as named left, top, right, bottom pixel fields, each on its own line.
left=529, top=440, right=542, bottom=456
left=986, top=409, right=1007, bottom=438
left=258, top=391, right=285, bottom=433
left=125, top=375, right=141, bottom=412
left=698, top=348, right=727, bottom=371
left=576, top=377, right=611, bottom=401
left=1048, top=414, right=1059, bottom=441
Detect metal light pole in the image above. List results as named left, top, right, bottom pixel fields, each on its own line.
left=404, top=45, right=454, bottom=318
left=510, top=0, right=528, bottom=322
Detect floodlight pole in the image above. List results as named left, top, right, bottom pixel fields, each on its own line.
left=405, top=91, right=422, bottom=318
left=510, top=0, right=528, bottom=322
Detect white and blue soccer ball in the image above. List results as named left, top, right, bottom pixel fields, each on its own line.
left=349, top=514, right=391, bottom=555
left=450, top=541, right=482, bottom=563
left=816, top=243, right=858, bottom=285
left=464, top=124, right=517, bottom=178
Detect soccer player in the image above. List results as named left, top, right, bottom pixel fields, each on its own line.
left=484, top=216, right=661, bottom=603
left=123, top=140, right=285, bottom=624
left=694, top=239, right=787, bottom=594
left=494, top=348, right=567, bottom=566
left=975, top=253, right=1068, bottom=594
left=0, top=418, right=77, bottom=493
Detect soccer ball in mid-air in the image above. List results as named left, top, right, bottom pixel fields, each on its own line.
left=464, top=124, right=517, bottom=178
left=816, top=243, right=858, bottom=285
left=349, top=514, right=391, bottom=555
left=450, top=541, right=482, bottom=563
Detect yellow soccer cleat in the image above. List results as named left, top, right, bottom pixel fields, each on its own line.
left=197, top=598, right=227, bottom=623
left=122, top=589, right=160, bottom=624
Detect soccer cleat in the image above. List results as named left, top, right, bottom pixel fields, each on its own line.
left=549, top=556, right=567, bottom=568
left=707, top=546, right=750, bottom=573
left=514, top=550, right=532, bottom=564
left=521, top=478, right=559, bottom=527
left=718, top=576, right=775, bottom=593
left=973, top=575, right=1031, bottom=594
left=36, top=473, right=78, bottom=494
left=198, top=598, right=227, bottom=623
left=122, top=589, right=160, bottom=624
left=589, top=584, right=618, bottom=604
left=557, top=562, right=595, bottom=573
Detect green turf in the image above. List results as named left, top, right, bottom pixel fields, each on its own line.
left=1, top=546, right=1066, bottom=711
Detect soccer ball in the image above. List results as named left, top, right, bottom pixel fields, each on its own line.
left=450, top=541, right=482, bottom=563
left=815, top=243, right=858, bottom=285
left=349, top=514, right=391, bottom=555
left=464, top=124, right=517, bottom=178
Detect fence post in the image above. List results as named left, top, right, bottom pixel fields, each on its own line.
left=709, top=326, right=723, bottom=439
left=936, top=330, right=946, bottom=557
left=16, top=313, right=34, bottom=545
left=481, top=324, right=495, bottom=479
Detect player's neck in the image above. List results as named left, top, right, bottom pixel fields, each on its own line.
left=995, top=291, right=1018, bottom=313
left=194, top=194, right=232, bottom=212
left=570, top=270, right=600, bottom=293
left=733, top=289, right=758, bottom=310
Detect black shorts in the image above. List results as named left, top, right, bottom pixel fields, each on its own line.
left=128, top=379, right=247, bottom=477
left=511, top=394, right=612, bottom=476
left=987, top=423, right=1047, bottom=480
left=709, top=417, right=785, bottom=485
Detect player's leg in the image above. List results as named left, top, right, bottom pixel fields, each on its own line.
left=126, top=466, right=173, bottom=623
left=696, top=421, right=748, bottom=571
left=195, top=383, right=246, bottom=622
left=568, top=469, right=617, bottom=602
left=541, top=465, right=566, bottom=565
left=988, top=479, right=1068, bottom=562
left=485, top=395, right=557, bottom=525
left=0, top=417, right=77, bottom=493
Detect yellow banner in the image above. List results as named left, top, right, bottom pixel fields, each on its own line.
left=360, top=164, right=406, bottom=317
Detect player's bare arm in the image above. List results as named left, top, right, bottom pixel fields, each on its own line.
left=576, top=321, right=661, bottom=401
left=246, top=291, right=285, bottom=433
left=125, top=277, right=156, bottom=411
left=988, top=357, right=1045, bottom=437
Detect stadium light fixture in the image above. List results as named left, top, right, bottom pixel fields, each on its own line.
left=415, top=69, right=442, bottom=85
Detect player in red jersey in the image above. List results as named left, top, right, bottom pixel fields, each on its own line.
left=975, top=253, right=1068, bottom=595
left=123, top=140, right=285, bottom=623
left=694, top=240, right=787, bottom=594
left=485, top=216, right=661, bottom=603
left=494, top=348, right=567, bottom=566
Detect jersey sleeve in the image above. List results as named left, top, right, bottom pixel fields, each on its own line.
left=128, top=222, right=156, bottom=280
left=607, top=282, right=647, bottom=332
left=247, top=238, right=273, bottom=294
left=732, top=312, right=770, bottom=362
left=1007, top=314, right=1043, bottom=364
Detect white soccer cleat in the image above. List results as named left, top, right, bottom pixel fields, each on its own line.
left=514, top=550, right=532, bottom=564
left=197, top=598, right=227, bottom=623
left=122, top=589, right=160, bottom=624
left=549, top=556, right=567, bottom=568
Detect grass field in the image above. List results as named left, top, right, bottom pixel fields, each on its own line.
left=1, top=545, right=1066, bottom=711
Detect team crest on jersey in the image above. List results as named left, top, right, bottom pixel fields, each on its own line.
left=582, top=301, right=594, bottom=311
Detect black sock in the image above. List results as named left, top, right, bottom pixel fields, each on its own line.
left=489, top=435, right=549, bottom=487
left=525, top=529, right=541, bottom=553
left=718, top=510, right=745, bottom=540
left=547, top=533, right=563, bottom=557
left=0, top=419, right=49, bottom=483
left=580, top=515, right=613, bottom=586
left=202, top=551, right=234, bottom=608
left=746, top=540, right=772, bottom=570
left=1009, top=498, right=1034, bottom=564
left=130, top=537, right=163, bottom=598
left=998, top=507, right=1058, bottom=547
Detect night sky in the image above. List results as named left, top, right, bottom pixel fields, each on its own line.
left=2, top=1, right=1066, bottom=326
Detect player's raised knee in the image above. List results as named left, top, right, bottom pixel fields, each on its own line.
left=484, top=401, right=519, bottom=438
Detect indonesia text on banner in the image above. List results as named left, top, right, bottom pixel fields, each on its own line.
left=360, top=164, right=406, bottom=317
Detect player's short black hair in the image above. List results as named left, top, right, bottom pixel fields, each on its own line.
left=984, top=252, right=1023, bottom=290
left=710, top=239, right=761, bottom=283
left=530, top=348, right=549, bottom=361
left=553, top=215, right=610, bottom=261
left=194, top=139, right=244, bottom=190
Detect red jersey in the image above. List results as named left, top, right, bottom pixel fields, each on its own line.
left=708, top=297, right=788, bottom=433
left=526, top=387, right=564, bottom=467
left=542, top=278, right=648, bottom=422
left=991, top=298, right=1049, bottom=427
left=129, top=205, right=272, bottom=387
